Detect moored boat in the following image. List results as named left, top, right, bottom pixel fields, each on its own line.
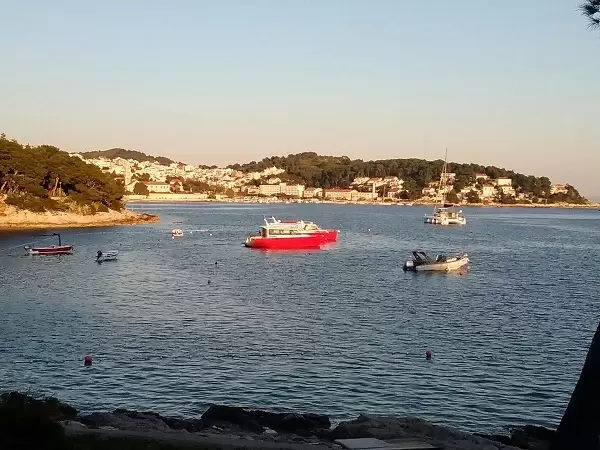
left=24, top=233, right=73, bottom=255
left=96, top=250, right=118, bottom=262
left=403, top=251, right=469, bottom=272
left=172, top=229, right=184, bottom=238
left=424, top=149, right=466, bottom=226
left=424, top=206, right=467, bottom=225
left=244, top=217, right=338, bottom=249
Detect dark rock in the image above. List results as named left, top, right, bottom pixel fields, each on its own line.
left=201, top=405, right=263, bottom=433
left=328, top=414, right=375, bottom=440
left=80, top=410, right=170, bottom=432
left=476, top=433, right=514, bottom=446
left=200, top=404, right=331, bottom=436
left=480, top=425, right=556, bottom=450
left=0, top=392, right=77, bottom=421
left=510, top=425, right=555, bottom=450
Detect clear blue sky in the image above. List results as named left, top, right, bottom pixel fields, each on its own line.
left=1, top=1, right=599, bottom=196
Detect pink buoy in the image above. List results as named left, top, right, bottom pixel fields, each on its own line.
left=84, top=355, right=93, bottom=366
left=425, top=350, right=432, bottom=360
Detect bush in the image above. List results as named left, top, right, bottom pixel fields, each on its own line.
left=4, top=194, right=67, bottom=212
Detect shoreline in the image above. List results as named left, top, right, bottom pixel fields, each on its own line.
left=123, top=195, right=599, bottom=210
left=0, top=196, right=595, bottom=232
left=1, top=392, right=553, bottom=450
left=0, top=205, right=158, bottom=231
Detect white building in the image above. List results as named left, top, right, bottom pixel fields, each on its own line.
left=480, top=185, right=496, bottom=199
left=303, top=187, right=323, bottom=198
left=550, top=184, right=568, bottom=195
left=144, top=182, right=171, bottom=193
left=280, top=183, right=305, bottom=198
left=259, top=184, right=281, bottom=196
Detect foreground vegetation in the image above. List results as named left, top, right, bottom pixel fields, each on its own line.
left=0, top=135, right=124, bottom=212
left=230, top=152, right=587, bottom=204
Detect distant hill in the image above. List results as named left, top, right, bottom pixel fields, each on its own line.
left=80, top=148, right=174, bottom=166
left=229, top=151, right=587, bottom=204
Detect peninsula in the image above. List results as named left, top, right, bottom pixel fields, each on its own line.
left=0, top=135, right=157, bottom=230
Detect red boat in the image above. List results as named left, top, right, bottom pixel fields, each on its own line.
left=25, top=233, right=73, bottom=255
left=244, top=217, right=338, bottom=250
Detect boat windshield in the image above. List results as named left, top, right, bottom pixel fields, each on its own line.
left=412, top=251, right=431, bottom=263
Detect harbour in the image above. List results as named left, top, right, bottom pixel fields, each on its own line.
left=1, top=203, right=598, bottom=435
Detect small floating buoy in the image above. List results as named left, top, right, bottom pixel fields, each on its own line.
left=207, top=280, right=211, bottom=284
left=215, top=261, right=218, bottom=266
left=425, top=350, right=432, bottom=360
left=84, top=355, right=93, bottom=366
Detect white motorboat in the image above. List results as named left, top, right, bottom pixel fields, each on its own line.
left=96, top=250, right=118, bottom=262
left=172, top=229, right=184, bottom=238
left=424, top=207, right=467, bottom=225
left=424, top=149, right=466, bottom=226
left=403, top=251, right=469, bottom=272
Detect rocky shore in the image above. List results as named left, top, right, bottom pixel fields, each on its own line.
left=0, top=392, right=556, bottom=450
left=0, top=203, right=158, bottom=230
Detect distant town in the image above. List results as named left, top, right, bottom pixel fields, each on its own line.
left=72, top=151, right=579, bottom=205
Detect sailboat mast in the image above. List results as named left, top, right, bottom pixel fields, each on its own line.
left=437, top=148, right=448, bottom=206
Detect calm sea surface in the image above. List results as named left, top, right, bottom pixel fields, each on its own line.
left=1, top=203, right=598, bottom=432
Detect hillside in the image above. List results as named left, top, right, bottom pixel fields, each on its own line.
left=80, top=148, right=174, bottom=166
left=0, top=136, right=125, bottom=212
left=229, top=152, right=587, bottom=203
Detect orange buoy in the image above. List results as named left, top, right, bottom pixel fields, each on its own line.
left=84, top=355, right=93, bottom=366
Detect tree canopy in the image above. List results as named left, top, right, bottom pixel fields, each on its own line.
left=580, top=0, right=600, bottom=30
left=229, top=152, right=586, bottom=203
left=80, top=148, right=174, bottom=166
left=0, top=136, right=124, bottom=212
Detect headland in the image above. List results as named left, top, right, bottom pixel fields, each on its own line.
left=0, top=202, right=158, bottom=231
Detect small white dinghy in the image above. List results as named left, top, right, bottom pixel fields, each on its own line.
left=403, top=251, right=469, bottom=272
left=96, top=250, right=118, bottom=262
left=172, top=228, right=184, bottom=238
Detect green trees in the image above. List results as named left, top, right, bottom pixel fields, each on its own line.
left=228, top=152, right=584, bottom=201
left=80, top=148, right=174, bottom=165
left=580, top=0, right=600, bottom=30
left=133, top=182, right=149, bottom=196
left=465, top=190, right=481, bottom=203
left=0, top=136, right=124, bottom=212
left=446, top=189, right=459, bottom=203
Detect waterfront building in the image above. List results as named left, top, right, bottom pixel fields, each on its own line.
left=144, top=182, right=171, bottom=193
left=324, top=189, right=358, bottom=201
left=303, top=187, right=323, bottom=198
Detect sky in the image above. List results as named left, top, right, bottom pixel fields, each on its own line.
left=1, top=1, right=599, bottom=196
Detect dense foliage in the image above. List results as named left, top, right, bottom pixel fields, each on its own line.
left=80, top=148, right=174, bottom=166
left=229, top=152, right=586, bottom=203
left=0, top=136, right=124, bottom=212
left=580, top=0, right=600, bottom=30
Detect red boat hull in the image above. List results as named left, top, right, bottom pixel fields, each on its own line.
left=26, top=245, right=73, bottom=255
left=245, top=230, right=337, bottom=250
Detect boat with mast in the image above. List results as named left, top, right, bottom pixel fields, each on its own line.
left=424, top=149, right=466, bottom=226
left=24, top=233, right=73, bottom=255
